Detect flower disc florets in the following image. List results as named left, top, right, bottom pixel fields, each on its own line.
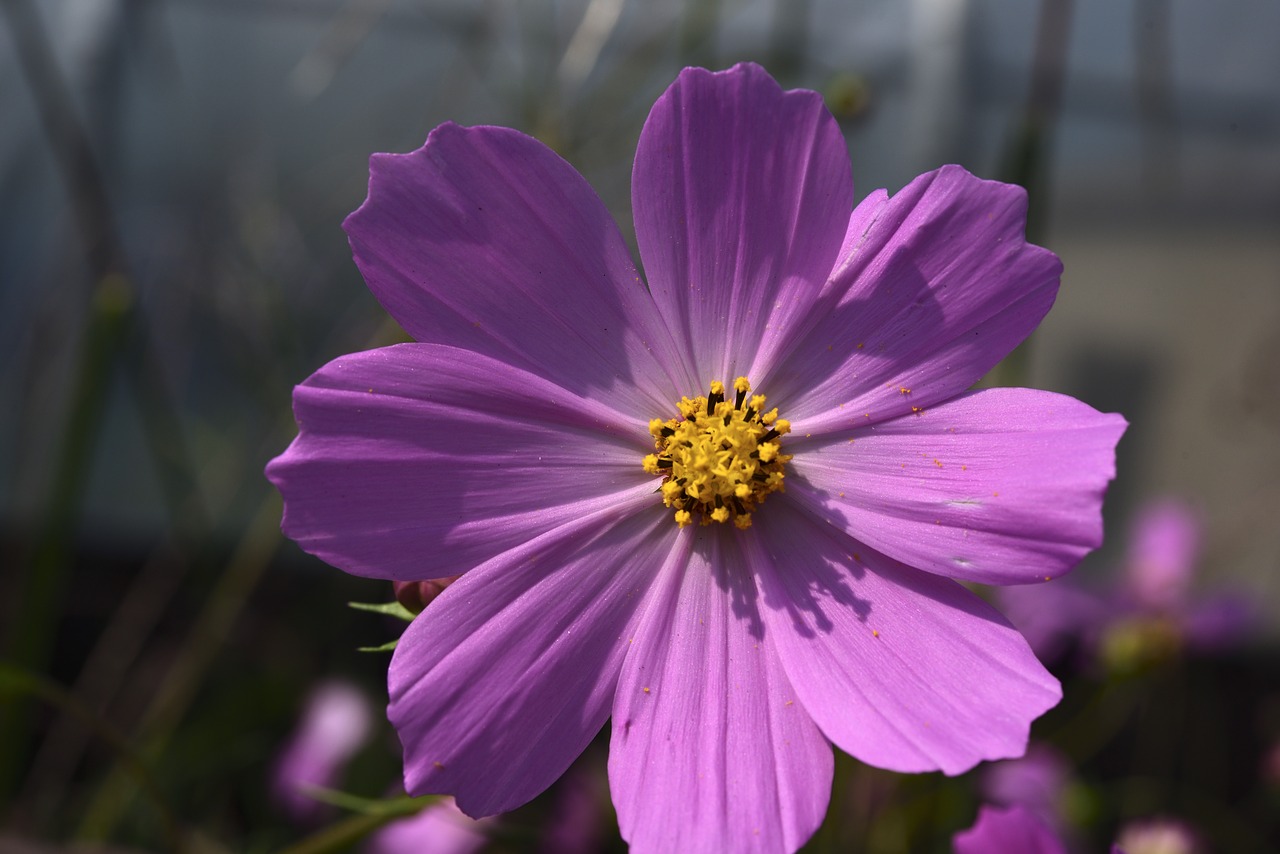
left=642, top=377, right=791, bottom=530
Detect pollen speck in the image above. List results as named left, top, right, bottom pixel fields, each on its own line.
left=872, top=630, right=880, bottom=638
left=643, top=687, right=651, bottom=694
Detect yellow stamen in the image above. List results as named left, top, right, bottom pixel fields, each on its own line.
left=643, top=377, right=791, bottom=529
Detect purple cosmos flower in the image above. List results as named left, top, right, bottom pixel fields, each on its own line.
left=953, top=804, right=1068, bottom=854
left=1000, top=498, right=1249, bottom=671
left=272, top=681, right=374, bottom=822
left=1125, top=500, right=1201, bottom=611
left=365, top=798, right=491, bottom=854
left=1117, top=501, right=1251, bottom=651
left=267, top=63, right=1124, bottom=852
left=981, top=742, right=1072, bottom=831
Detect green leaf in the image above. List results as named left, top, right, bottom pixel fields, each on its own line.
left=357, top=639, right=398, bottom=654
left=347, top=600, right=416, bottom=622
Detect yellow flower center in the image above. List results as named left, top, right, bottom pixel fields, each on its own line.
left=642, top=377, right=791, bottom=530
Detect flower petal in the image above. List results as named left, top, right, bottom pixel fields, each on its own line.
left=389, top=506, right=670, bottom=817
left=631, top=62, right=853, bottom=385
left=267, top=343, right=653, bottom=580
left=610, top=528, right=832, bottom=853
left=763, top=166, right=1061, bottom=429
left=344, top=122, right=691, bottom=418
left=752, top=500, right=1060, bottom=775
left=787, top=388, right=1126, bottom=585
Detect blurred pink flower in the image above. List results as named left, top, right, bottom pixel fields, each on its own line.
left=1000, top=498, right=1251, bottom=671
left=980, top=742, right=1072, bottom=830
left=1124, top=501, right=1200, bottom=611
left=272, top=680, right=374, bottom=822
left=366, top=798, right=491, bottom=854
left=953, top=804, right=1067, bottom=854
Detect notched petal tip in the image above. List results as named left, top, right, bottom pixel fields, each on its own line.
left=338, top=115, right=687, bottom=416
left=635, top=59, right=853, bottom=387
left=928, top=163, right=1063, bottom=271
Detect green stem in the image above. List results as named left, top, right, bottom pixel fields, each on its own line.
left=0, top=662, right=185, bottom=852
left=0, top=275, right=130, bottom=799
left=276, top=796, right=436, bottom=854
left=982, top=0, right=1076, bottom=390
left=76, top=494, right=283, bottom=841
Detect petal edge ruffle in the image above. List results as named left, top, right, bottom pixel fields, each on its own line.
left=345, top=122, right=691, bottom=418
left=765, top=166, right=1060, bottom=428
left=632, top=63, right=853, bottom=387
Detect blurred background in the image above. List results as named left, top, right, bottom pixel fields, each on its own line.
left=1, top=0, right=1278, bottom=851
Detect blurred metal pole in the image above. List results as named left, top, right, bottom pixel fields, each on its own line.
left=984, top=0, right=1075, bottom=389
left=1133, top=0, right=1179, bottom=200
left=1002, top=0, right=1074, bottom=241
left=768, top=0, right=810, bottom=79
left=907, top=0, right=970, bottom=172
